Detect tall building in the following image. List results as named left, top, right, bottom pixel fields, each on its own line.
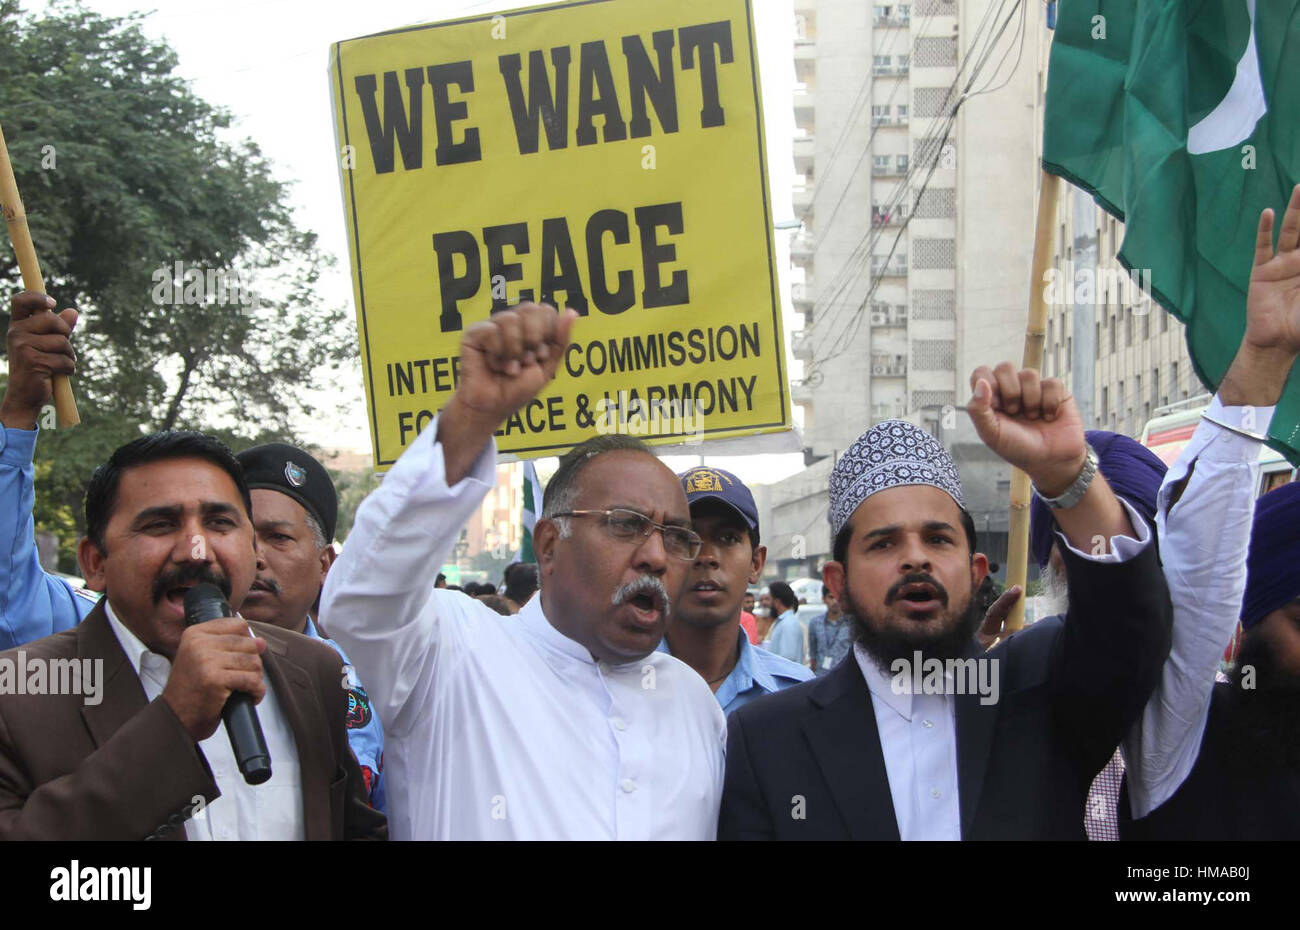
left=768, top=0, right=1042, bottom=576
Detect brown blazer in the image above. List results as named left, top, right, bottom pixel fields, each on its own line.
left=0, top=601, right=387, bottom=841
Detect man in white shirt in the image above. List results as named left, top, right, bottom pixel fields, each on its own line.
left=320, top=303, right=726, bottom=840
left=1120, top=185, right=1300, bottom=839
left=0, top=430, right=386, bottom=840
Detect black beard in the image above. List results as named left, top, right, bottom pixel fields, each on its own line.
left=1225, top=634, right=1300, bottom=768
left=844, top=584, right=982, bottom=673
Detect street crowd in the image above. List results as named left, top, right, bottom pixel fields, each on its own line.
left=0, top=187, right=1297, bottom=841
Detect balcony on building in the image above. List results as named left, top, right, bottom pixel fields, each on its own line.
left=792, top=380, right=815, bottom=405
left=869, top=302, right=908, bottom=327
left=793, top=82, right=815, bottom=120
left=871, top=256, right=908, bottom=277
left=873, top=5, right=911, bottom=27
left=791, top=283, right=813, bottom=312
left=871, top=158, right=908, bottom=177
left=792, top=183, right=814, bottom=215
left=870, top=355, right=907, bottom=378
left=790, top=231, right=814, bottom=264
left=791, top=331, right=814, bottom=360
left=793, top=135, right=814, bottom=173
left=872, top=60, right=910, bottom=78
left=871, top=204, right=907, bottom=227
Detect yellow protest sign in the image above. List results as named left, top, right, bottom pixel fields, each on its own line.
left=330, top=0, right=788, bottom=465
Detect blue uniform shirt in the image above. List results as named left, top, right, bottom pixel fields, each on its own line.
left=767, top=608, right=806, bottom=664
left=660, top=626, right=813, bottom=715
left=0, top=426, right=385, bottom=810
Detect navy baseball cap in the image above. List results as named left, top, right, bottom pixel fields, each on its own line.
left=679, top=466, right=759, bottom=540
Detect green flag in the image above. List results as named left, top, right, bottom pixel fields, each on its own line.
left=1043, top=0, right=1300, bottom=463
left=520, top=460, right=542, bottom=562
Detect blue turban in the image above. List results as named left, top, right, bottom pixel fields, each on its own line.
left=1241, top=481, right=1300, bottom=629
left=1029, top=430, right=1168, bottom=568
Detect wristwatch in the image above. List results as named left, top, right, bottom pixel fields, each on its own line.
left=1033, top=444, right=1099, bottom=510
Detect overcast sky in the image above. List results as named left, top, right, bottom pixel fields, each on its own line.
left=30, top=0, right=807, bottom=485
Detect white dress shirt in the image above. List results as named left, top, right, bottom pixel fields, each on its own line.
left=320, top=417, right=726, bottom=840
left=1123, top=397, right=1274, bottom=818
left=853, top=496, right=1154, bottom=840
left=104, top=604, right=305, bottom=841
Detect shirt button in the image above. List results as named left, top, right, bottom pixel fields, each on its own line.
left=612, top=718, right=626, bottom=731
left=620, top=778, right=636, bottom=793
left=931, top=787, right=942, bottom=799
left=922, top=719, right=934, bottom=729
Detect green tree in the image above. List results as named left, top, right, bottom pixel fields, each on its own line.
left=0, top=1, right=356, bottom=569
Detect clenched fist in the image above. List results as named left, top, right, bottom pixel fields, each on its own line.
left=161, top=618, right=267, bottom=743
left=2, top=291, right=77, bottom=430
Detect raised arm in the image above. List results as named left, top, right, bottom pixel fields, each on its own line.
left=1125, top=184, right=1300, bottom=817
left=0, top=291, right=87, bottom=649
left=320, top=304, right=576, bottom=733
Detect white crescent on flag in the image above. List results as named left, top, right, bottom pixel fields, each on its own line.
left=1187, top=0, right=1267, bottom=154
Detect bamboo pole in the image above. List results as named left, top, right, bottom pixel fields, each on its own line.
left=1002, top=169, right=1061, bottom=634
left=0, top=122, right=80, bottom=427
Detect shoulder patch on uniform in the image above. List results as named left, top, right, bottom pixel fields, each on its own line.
left=73, top=587, right=103, bottom=604
left=346, top=685, right=373, bottom=729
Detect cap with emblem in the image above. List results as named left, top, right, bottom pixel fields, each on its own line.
left=236, top=443, right=338, bottom=544
left=828, top=419, right=965, bottom=539
left=678, top=466, right=759, bottom=540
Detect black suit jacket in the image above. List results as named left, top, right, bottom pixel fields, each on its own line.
left=719, top=537, right=1172, bottom=840
left=0, top=602, right=387, bottom=841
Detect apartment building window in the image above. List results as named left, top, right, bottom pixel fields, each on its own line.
left=873, top=154, right=892, bottom=171
left=1109, top=312, right=1117, bottom=354
left=1161, top=311, right=1169, bottom=333
left=1134, top=373, right=1142, bottom=414
left=1126, top=309, right=1133, bottom=347
left=872, top=104, right=891, bottom=122
left=1101, top=385, right=1109, bottom=423
left=1117, top=379, right=1125, bottom=417
left=1172, top=361, right=1180, bottom=399
left=1095, top=321, right=1102, bottom=360
left=898, top=54, right=910, bottom=69
left=896, top=154, right=909, bottom=172
left=1151, top=368, right=1159, bottom=408
left=897, top=104, right=908, bottom=121
left=1143, top=312, right=1150, bottom=340
left=874, top=55, right=891, bottom=68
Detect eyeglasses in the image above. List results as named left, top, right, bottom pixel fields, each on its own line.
left=551, top=509, right=703, bottom=561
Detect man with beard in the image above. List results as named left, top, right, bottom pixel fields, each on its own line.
left=659, top=467, right=812, bottom=714
left=320, top=303, right=725, bottom=840
left=718, top=366, right=1172, bottom=840
left=1117, top=189, right=1300, bottom=839
left=0, top=431, right=386, bottom=839
left=234, top=443, right=385, bottom=809
left=1120, top=485, right=1300, bottom=839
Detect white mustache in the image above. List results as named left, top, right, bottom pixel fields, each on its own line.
left=611, top=575, right=671, bottom=619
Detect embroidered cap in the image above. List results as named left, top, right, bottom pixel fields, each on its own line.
left=679, top=466, right=759, bottom=535
left=828, top=420, right=965, bottom=538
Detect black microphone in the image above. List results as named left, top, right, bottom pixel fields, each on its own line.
left=183, top=583, right=273, bottom=786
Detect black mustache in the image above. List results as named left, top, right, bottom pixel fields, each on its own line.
left=249, top=576, right=281, bottom=596
left=152, top=562, right=232, bottom=605
left=886, top=572, right=948, bottom=606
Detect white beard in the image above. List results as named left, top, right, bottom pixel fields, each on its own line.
left=1040, top=560, right=1069, bottom=617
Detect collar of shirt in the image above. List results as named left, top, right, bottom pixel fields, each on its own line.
left=855, top=642, right=962, bottom=722
left=104, top=601, right=173, bottom=693
left=657, top=627, right=782, bottom=706
left=302, top=617, right=321, bottom=640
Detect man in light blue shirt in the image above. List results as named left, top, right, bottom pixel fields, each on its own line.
left=661, top=467, right=811, bottom=714
left=765, top=581, right=805, bottom=665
